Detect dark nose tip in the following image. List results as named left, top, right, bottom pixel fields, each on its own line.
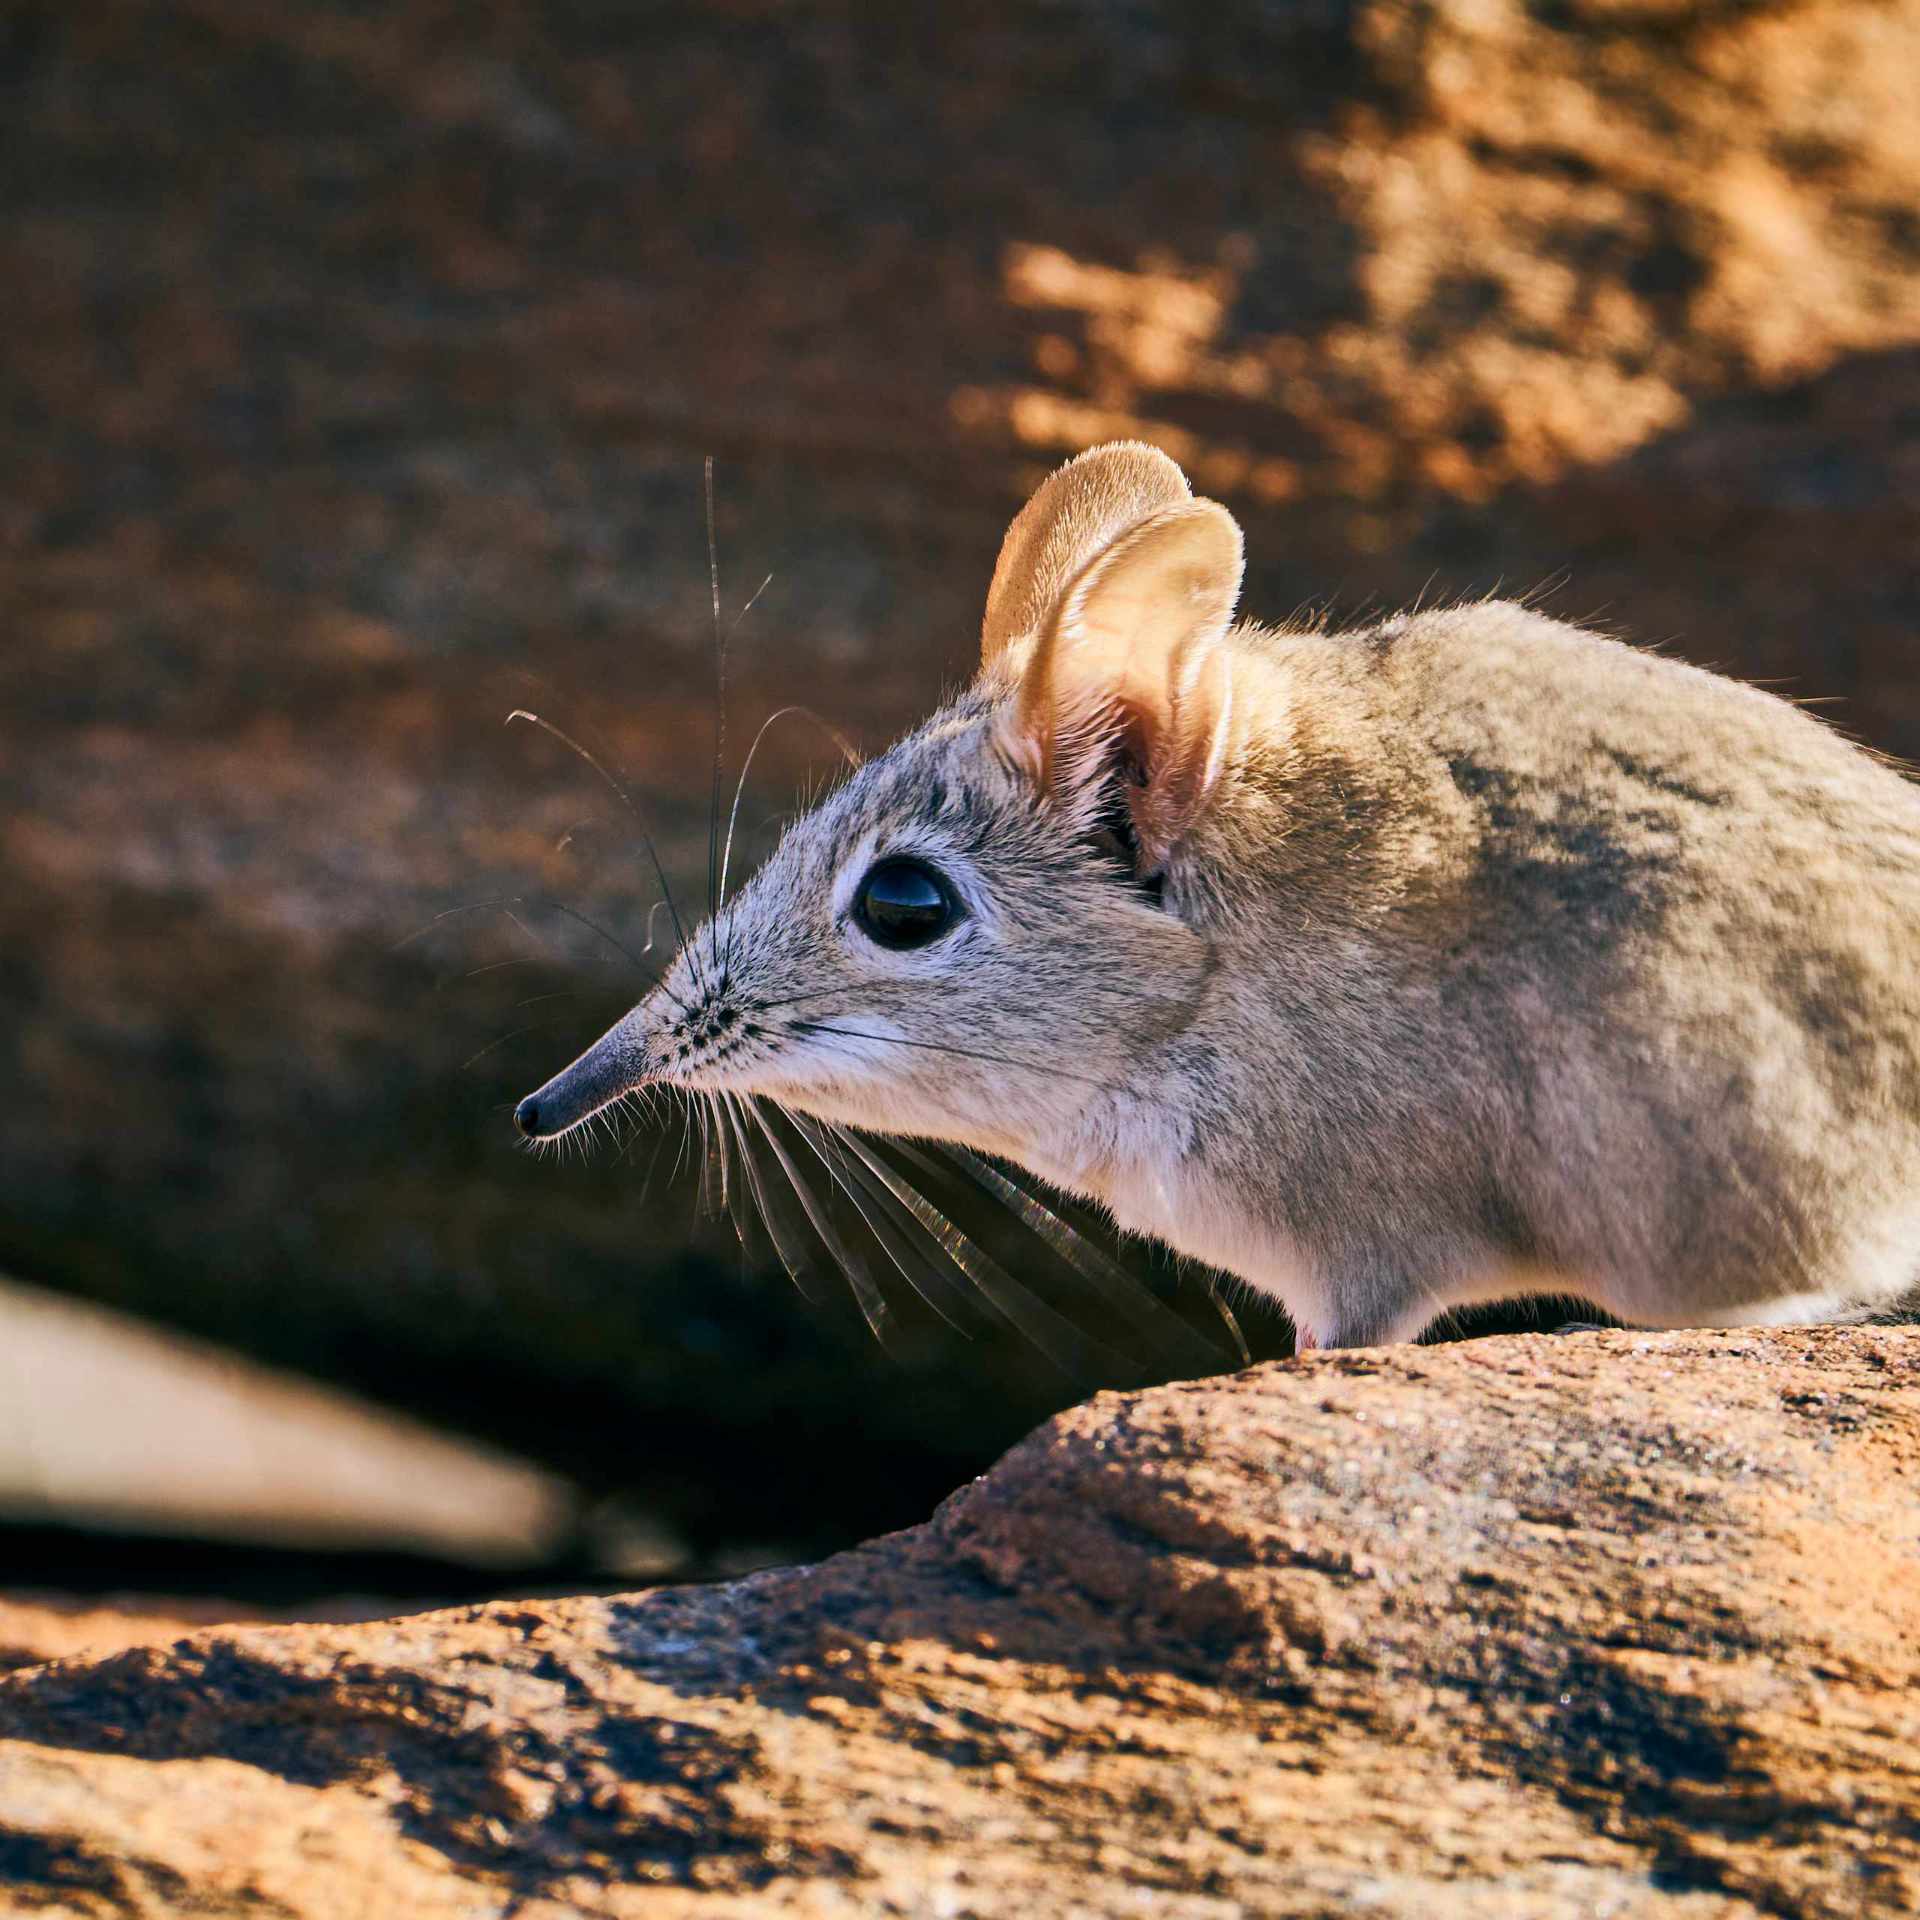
left=514, top=1096, right=541, bottom=1138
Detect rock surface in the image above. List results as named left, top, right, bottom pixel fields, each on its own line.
left=2, top=1328, right=1915, bottom=1917
left=0, top=1595, right=395, bottom=1680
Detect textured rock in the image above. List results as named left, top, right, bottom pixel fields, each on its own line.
left=6, top=0, right=1920, bottom=1557
left=1, top=1329, right=1915, bottom=1916
left=0, top=1598, right=248, bottom=1677
left=0, top=1596, right=393, bottom=1679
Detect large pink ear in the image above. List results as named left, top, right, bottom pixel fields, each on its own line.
left=980, top=441, right=1192, bottom=672
left=998, top=498, right=1245, bottom=871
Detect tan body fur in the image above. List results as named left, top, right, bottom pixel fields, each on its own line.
left=520, top=445, right=1920, bottom=1350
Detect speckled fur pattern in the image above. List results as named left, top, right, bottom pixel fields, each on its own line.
left=521, top=445, right=1920, bottom=1349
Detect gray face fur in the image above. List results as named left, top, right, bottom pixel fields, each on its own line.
left=520, top=441, right=1920, bottom=1350
left=519, top=686, right=1209, bottom=1173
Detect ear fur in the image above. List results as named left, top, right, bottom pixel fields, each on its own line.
left=1000, top=497, right=1244, bottom=871
left=980, top=441, right=1192, bottom=672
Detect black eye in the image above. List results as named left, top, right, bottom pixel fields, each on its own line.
left=854, top=857, right=960, bottom=950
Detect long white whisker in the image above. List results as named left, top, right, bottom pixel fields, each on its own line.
left=641, top=900, right=675, bottom=959
left=508, top=707, right=707, bottom=996
left=449, top=956, right=544, bottom=985
left=724, top=1093, right=828, bottom=1303
left=749, top=1104, right=894, bottom=1345
left=632, top=1114, right=673, bottom=1204
left=787, top=1116, right=981, bottom=1336
left=746, top=983, right=874, bottom=1015
left=704, top=455, right=727, bottom=983
left=716, top=1095, right=757, bottom=1251
left=920, top=1143, right=1245, bottom=1370
left=826, top=1129, right=1137, bottom=1382
left=787, top=1023, right=1110, bottom=1087
left=508, top=990, right=579, bottom=1013
left=718, top=703, right=860, bottom=984
left=400, top=894, right=677, bottom=1004
left=692, top=1091, right=716, bottom=1215
left=460, top=1015, right=580, bottom=1072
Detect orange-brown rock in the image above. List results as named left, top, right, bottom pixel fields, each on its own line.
left=2, top=1327, right=1915, bottom=1916
left=0, top=1597, right=256, bottom=1677
left=0, top=1595, right=406, bottom=1678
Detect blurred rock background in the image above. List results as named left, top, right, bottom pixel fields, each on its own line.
left=2, top=0, right=1918, bottom=1611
